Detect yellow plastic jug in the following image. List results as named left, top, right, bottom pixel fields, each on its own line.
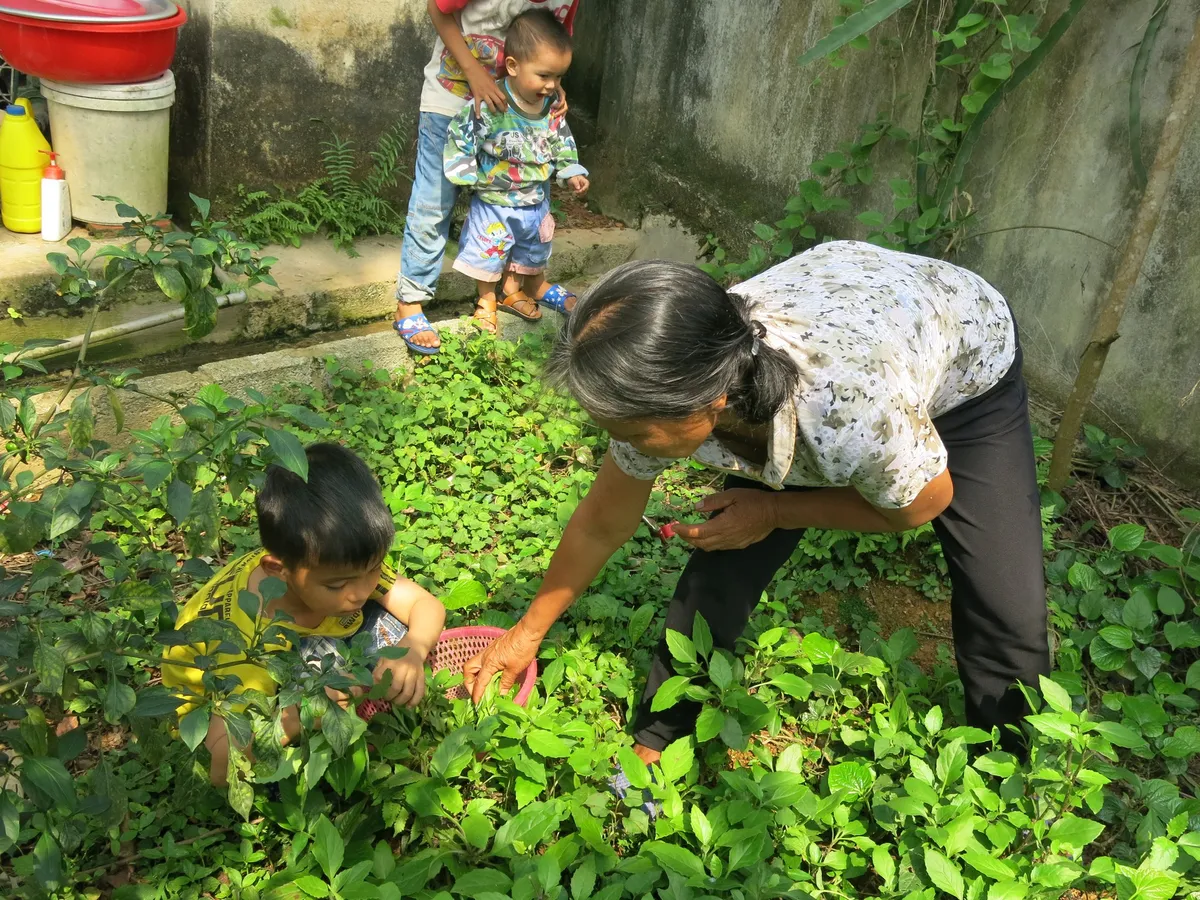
left=0, top=103, right=51, bottom=233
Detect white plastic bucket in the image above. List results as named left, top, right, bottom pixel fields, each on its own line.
left=39, top=72, right=175, bottom=225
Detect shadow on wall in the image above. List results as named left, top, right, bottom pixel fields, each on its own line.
left=170, top=14, right=432, bottom=213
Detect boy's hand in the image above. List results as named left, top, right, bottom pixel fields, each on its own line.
left=551, top=87, right=569, bottom=126
left=567, top=175, right=589, bottom=197
left=467, top=66, right=507, bottom=116
left=374, top=649, right=428, bottom=708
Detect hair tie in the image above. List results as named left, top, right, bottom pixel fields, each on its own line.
left=750, top=320, right=766, bottom=357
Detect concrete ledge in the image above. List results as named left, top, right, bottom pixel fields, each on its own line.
left=7, top=226, right=639, bottom=369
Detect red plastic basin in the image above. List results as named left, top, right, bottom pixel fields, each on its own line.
left=0, top=4, right=185, bottom=83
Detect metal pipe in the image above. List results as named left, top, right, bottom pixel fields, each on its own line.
left=9, top=291, right=249, bottom=364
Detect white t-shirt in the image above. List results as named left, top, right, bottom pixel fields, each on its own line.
left=609, top=242, right=1017, bottom=509
left=420, top=0, right=580, bottom=117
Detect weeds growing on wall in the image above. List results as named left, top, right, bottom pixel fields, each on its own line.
left=700, top=0, right=1095, bottom=282
left=3, top=329, right=1200, bottom=898
left=230, top=123, right=410, bottom=257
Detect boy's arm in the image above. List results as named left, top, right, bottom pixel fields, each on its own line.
left=377, top=578, right=447, bottom=661
left=549, top=119, right=588, bottom=182
left=444, top=104, right=483, bottom=187
left=428, top=0, right=507, bottom=114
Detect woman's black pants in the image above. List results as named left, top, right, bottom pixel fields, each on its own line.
left=632, top=345, right=1050, bottom=755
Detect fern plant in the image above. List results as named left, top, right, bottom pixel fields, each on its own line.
left=228, top=122, right=410, bottom=256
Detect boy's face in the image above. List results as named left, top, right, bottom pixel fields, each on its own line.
left=266, top=557, right=384, bottom=619
left=506, top=45, right=572, bottom=105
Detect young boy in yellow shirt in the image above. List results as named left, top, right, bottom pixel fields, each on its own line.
left=161, top=442, right=446, bottom=786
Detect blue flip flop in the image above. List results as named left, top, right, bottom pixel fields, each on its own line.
left=609, top=762, right=659, bottom=819
left=393, top=313, right=440, bottom=355
left=538, top=284, right=576, bottom=315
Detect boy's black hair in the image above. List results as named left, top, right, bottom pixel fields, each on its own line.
left=505, top=8, right=572, bottom=61
left=256, top=442, right=395, bottom=569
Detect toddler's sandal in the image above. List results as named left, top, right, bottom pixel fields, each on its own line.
left=538, top=284, right=576, bottom=315
left=499, top=291, right=542, bottom=321
left=393, top=313, right=440, bottom=355
left=472, top=304, right=498, bottom=335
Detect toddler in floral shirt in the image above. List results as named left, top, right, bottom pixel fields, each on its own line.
left=443, top=8, right=589, bottom=333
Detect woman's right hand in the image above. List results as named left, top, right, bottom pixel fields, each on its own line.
left=463, top=619, right=543, bottom=703
left=466, top=66, right=507, bottom=115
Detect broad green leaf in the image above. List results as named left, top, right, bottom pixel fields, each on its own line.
left=103, top=678, right=137, bottom=724
left=616, top=746, right=650, bottom=791
left=1025, top=713, right=1075, bottom=744
left=645, top=840, right=706, bottom=880
left=1162, top=726, right=1200, bottom=759
left=651, top=675, right=691, bottom=713
left=727, top=827, right=771, bottom=872
left=696, top=710, right=720, bottom=744
left=690, top=805, right=713, bottom=846
left=665, top=629, right=697, bottom=666
left=526, top=730, right=572, bottom=759
left=936, top=738, right=968, bottom=786
left=22, top=757, right=76, bottom=811
left=179, top=706, right=210, bottom=752
left=461, top=813, right=493, bottom=851
left=294, top=875, right=330, bottom=898
left=167, top=479, right=193, bottom=524
left=1098, top=625, right=1134, bottom=650
left=452, top=869, right=511, bottom=896
left=571, top=853, right=597, bottom=900
left=925, top=848, right=965, bottom=899
left=988, top=882, right=1029, bottom=900
left=771, top=673, right=812, bottom=700
left=1067, top=562, right=1100, bottom=591
left=68, top=387, right=94, bottom=448
left=1157, top=586, right=1185, bottom=616
left=659, top=737, right=695, bottom=782
left=628, top=604, right=655, bottom=647
left=874, top=845, right=896, bottom=888
left=797, top=0, right=917, bottom=66
left=33, top=644, right=66, bottom=695
left=925, top=705, right=944, bottom=735
left=708, top=651, right=734, bottom=691
left=443, top=579, right=487, bottom=610
left=1089, top=636, right=1127, bottom=672
left=963, top=850, right=1015, bottom=881
left=691, top=612, right=713, bottom=658
left=1132, top=647, right=1163, bottom=680
left=1039, top=675, right=1073, bottom=714
left=1048, top=814, right=1104, bottom=850
left=719, top=713, right=746, bottom=749
left=1092, top=721, right=1146, bottom=749
left=827, top=762, right=873, bottom=799
left=1108, top=523, right=1146, bottom=552
left=313, top=816, right=344, bottom=879
left=1123, top=591, right=1155, bottom=631
left=265, top=427, right=309, bottom=480
left=153, top=264, right=188, bottom=301
left=33, top=831, right=64, bottom=892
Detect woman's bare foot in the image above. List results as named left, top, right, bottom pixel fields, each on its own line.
left=395, top=301, right=440, bottom=350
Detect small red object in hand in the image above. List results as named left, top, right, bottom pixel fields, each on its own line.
left=357, top=698, right=390, bottom=720
left=659, top=521, right=677, bottom=540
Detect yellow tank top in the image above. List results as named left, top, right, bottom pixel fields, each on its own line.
left=160, top=551, right=395, bottom=713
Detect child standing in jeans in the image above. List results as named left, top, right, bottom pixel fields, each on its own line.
left=443, top=9, right=588, bottom=333
left=395, top=0, right=580, bottom=355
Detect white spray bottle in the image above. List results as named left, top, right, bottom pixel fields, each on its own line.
left=40, top=150, right=72, bottom=242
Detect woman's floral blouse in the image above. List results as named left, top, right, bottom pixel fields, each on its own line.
left=609, top=241, right=1016, bottom=509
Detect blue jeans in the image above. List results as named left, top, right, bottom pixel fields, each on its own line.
left=398, top=111, right=458, bottom=306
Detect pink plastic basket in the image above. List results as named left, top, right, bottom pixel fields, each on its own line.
left=429, top=625, right=538, bottom=706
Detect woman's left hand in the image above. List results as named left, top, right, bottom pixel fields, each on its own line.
left=673, top=489, right=779, bottom=551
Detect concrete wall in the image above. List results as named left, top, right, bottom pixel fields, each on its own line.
left=571, top=0, right=1200, bottom=482
left=171, top=0, right=431, bottom=208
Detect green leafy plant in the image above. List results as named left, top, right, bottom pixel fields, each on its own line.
left=41, top=194, right=276, bottom=340
left=230, top=122, right=410, bottom=256
left=4, top=331, right=1200, bottom=899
